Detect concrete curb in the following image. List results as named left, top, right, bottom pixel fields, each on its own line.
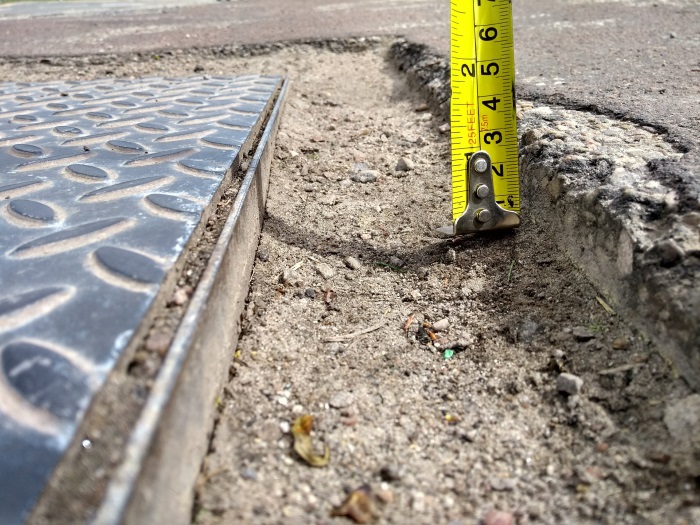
left=93, top=80, right=290, bottom=525
left=388, top=39, right=699, bottom=390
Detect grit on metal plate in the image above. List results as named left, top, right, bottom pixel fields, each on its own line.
left=2, top=42, right=698, bottom=524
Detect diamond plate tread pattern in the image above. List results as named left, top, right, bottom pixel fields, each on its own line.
left=0, top=74, right=281, bottom=524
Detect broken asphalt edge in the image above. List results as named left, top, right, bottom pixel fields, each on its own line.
left=91, top=80, right=290, bottom=525
left=388, top=38, right=700, bottom=391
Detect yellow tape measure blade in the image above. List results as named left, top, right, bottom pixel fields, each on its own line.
left=450, top=0, right=520, bottom=226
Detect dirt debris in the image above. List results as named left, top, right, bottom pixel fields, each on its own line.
left=187, top=46, right=696, bottom=525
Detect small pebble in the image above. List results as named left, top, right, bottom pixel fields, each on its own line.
left=170, top=287, right=189, bottom=306
left=279, top=268, right=298, bottom=284
left=489, top=477, right=516, bottom=492
left=327, top=342, right=345, bottom=354
left=351, top=170, right=379, bottom=183
left=517, top=318, right=541, bottom=343
left=257, top=250, right=269, bottom=262
left=279, top=421, right=291, bottom=434
left=304, top=288, right=316, bottom=299
left=557, top=372, right=584, bottom=395
left=410, top=491, right=426, bottom=513
left=375, top=488, right=394, bottom=504
left=344, top=256, right=362, bottom=270
left=432, top=318, right=450, bottom=332
left=572, top=326, right=596, bottom=341
left=240, top=468, right=257, bottom=481
left=612, top=337, right=629, bottom=350
left=315, top=263, right=336, bottom=280
left=395, top=157, right=415, bottom=172
left=445, top=248, right=457, bottom=263
left=145, top=331, right=171, bottom=356
left=664, top=394, right=700, bottom=446
left=388, top=256, right=404, bottom=268
left=484, top=510, right=515, bottom=525
left=329, top=391, right=354, bottom=409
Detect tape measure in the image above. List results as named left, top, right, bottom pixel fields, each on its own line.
left=439, top=0, right=521, bottom=235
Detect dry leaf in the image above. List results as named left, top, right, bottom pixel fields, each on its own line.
left=330, top=485, right=376, bottom=524
left=291, top=414, right=330, bottom=467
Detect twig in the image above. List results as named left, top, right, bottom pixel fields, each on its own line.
left=403, top=314, right=416, bottom=332
left=507, top=259, right=516, bottom=282
left=323, top=320, right=386, bottom=342
left=596, top=296, right=615, bottom=315
left=598, top=363, right=643, bottom=376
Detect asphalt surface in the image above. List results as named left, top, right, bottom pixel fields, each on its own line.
left=1, top=0, right=699, bottom=164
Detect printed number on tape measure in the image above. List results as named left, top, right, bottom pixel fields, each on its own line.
left=439, top=0, right=521, bottom=235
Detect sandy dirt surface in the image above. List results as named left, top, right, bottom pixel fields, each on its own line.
left=178, top=46, right=696, bottom=525
left=2, top=42, right=698, bottom=525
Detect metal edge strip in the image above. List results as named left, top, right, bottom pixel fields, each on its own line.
left=92, top=79, right=290, bottom=525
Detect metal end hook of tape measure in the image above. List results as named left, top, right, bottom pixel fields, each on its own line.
left=437, top=151, right=521, bottom=236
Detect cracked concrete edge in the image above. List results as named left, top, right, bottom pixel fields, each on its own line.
left=388, top=38, right=700, bottom=390
left=92, top=80, right=290, bottom=525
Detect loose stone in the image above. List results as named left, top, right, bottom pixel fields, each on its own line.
left=432, top=318, right=450, bottom=332
left=279, top=268, right=298, bottom=284
left=344, top=256, right=362, bottom=270
left=388, top=256, right=404, bottom=268
left=329, top=391, right=354, bottom=409
left=240, top=468, right=258, bottom=481
left=484, top=510, right=515, bottom=525
left=315, top=263, right=336, bottom=280
left=489, top=477, right=516, bottom=492
left=395, top=157, right=415, bottom=172
left=557, top=373, right=584, bottom=395
left=572, top=327, right=596, bottom=341
left=663, top=394, right=700, bottom=448
left=351, top=170, right=379, bottom=183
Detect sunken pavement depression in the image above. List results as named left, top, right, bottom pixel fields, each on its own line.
left=0, top=75, right=286, bottom=524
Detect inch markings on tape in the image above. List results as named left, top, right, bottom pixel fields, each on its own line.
left=439, top=0, right=521, bottom=235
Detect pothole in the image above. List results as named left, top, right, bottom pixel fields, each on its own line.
left=2, top=40, right=697, bottom=525
left=391, top=38, right=700, bottom=391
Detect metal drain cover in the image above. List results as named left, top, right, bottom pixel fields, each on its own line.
left=0, top=74, right=282, bottom=524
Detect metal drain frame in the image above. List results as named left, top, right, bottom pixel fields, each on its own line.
left=26, top=79, right=289, bottom=525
